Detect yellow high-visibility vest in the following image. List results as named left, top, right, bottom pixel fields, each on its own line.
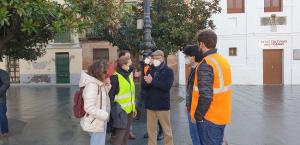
left=115, top=72, right=136, bottom=114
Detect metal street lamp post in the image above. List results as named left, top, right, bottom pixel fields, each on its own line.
left=140, top=0, right=156, bottom=56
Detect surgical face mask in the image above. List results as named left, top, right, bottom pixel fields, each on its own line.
left=153, top=60, right=161, bottom=67
left=185, top=57, right=190, bottom=65
left=144, top=58, right=151, bottom=64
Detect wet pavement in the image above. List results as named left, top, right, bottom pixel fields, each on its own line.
left=1, top=85, right=299, bottom=145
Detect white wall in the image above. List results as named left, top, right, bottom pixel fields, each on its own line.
left=178, top=50, right=186, bottom=85
left=211, top=0, right=300, bottom=85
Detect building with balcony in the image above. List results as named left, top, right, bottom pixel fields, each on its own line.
left=0, top=29, right=82, bottom=85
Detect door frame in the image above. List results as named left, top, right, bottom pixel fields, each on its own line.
left=263, top=49, right=284, bottom=85
left=55, top=52, right=70, bottom=84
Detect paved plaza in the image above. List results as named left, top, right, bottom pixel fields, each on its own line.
left=0, top=85, right=299, bottom=145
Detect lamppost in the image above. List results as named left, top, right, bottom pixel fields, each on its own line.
left=140, top=0, right=156, bottom=57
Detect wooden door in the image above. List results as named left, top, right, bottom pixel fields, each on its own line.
left=56, top=53, right=70, bottom=84
left=263, top=49, right=283, bottom=84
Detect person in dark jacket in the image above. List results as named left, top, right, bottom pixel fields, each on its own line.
left=143, top=50, right=174, bottom=145
left=0, top=69, right=10, bottom=137
left=183, top=45, right=203, bottom=145
left=141, top=55, right=164, bottom=140
left=118, top=50, right=137, bottom=140
left=109, top=57, right=137, bottom=145
left=107, top=50, right=137, bottom=140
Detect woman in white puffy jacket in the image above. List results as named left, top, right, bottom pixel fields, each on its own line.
left=79, top=60, right=111, bottom=145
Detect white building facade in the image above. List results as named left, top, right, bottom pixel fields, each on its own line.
left=209, top=0, right=300, bottom=85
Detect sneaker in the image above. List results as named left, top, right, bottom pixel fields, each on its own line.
left=143, top=133, right=149, bottom=138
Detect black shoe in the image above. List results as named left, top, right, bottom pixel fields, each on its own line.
left=157, top=132, right=164, bottom=141
left=143, top=133, right=149, bottom=138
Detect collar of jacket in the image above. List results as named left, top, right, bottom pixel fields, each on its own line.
left=129, top=66, right=134, bottom=73
left=192, top=62, right=199, bottom=68
left=203, top=48, right=218, bottom=58
left=79, top=71, right=104, bottom=88
left=116, top=66, right=131, bottom=78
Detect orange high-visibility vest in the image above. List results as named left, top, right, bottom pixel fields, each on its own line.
left=190, top=53, right=232, bottom=125
left=144, top=65, right=150, bottom=75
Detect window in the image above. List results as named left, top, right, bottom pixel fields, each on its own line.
left=265, top=0, right=282, bottom=12
left=227, top=0, right=244, bottom=13
left=7, top=57, right=20, bottom=83
left=229, top=47, right=237, bottom=56
left=93, top=48, right=109, bottom=62
left=294, top=50, right=300, bottom=60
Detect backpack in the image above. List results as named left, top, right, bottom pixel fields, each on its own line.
left=73, top=87, right=86, bottom=118
left=73, top=85, right=100, bottom=118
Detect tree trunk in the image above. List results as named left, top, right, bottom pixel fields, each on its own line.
left=0, top=32, right=15, bottom=61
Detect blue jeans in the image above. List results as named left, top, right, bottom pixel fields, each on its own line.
left=0, top=103, right=8, bottom=134
left=197, top=120, right=225, bottom=145
left=187, top=112, right=201, bottom=145
left=89, top=127, right=107, bottom=145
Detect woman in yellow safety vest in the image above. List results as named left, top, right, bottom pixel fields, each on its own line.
left=109, top=57, right=137, bottom=145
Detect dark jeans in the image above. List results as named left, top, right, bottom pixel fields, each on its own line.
left=0, top=103, right=8, bottom=134
left=197, top=120, right=225, bottom=145
left=187, top=112, right=201, bottom=145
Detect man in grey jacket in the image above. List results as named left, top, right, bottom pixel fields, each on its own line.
left=0, top=69, right=10, bottom=137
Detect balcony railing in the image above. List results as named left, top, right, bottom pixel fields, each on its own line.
left=85, top=30, right=105, bottom=40
left=54, top=29, right=73, bottom=43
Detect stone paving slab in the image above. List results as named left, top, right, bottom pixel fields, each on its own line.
left=0, top=85, right=299, bottom=145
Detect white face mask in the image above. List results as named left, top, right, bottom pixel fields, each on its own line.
left=153, top=60, right=162, bottom=67
left=144, top=58, right=151, bottom=64
left=185, top=57, right=190, bottom=65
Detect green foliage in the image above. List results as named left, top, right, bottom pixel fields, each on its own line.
left=107, top=0, right=221, bottom=57
left=151, top=0, right=221, bottom=55
left=108, top=4, right=143, bottom=57
left=0, top=0, right=120, bottom=61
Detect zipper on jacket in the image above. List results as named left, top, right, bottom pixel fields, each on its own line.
left=91, top=118, right=96, bottom=124
left=90, top=86, right=103, bottom=124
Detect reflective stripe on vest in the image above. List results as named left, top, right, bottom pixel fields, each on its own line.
left=190, top=53, right=232, bottom=125
left=206, top=55, right=232, bottom=94
left=115, top=72, right=136, bottom=114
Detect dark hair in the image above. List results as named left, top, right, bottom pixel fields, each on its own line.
left=183, top=45, right=203, bottom=62
left=197, top=29, right=217, bottom=49
left=117, top=57, right=130, bottom=68
left=118, top=50, right=130, bottom=58
left=87, top=60, right=108, bottom=81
